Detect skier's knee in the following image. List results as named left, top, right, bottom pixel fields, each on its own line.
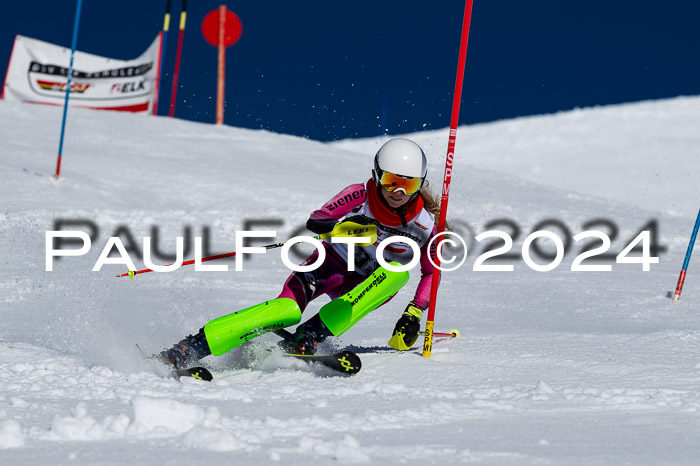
left=319, top=264, right=409, bottom=336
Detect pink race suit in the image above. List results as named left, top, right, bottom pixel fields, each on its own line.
left=277, top=180, right=438, bottom=313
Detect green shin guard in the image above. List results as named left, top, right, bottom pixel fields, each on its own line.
left=204, top=298, right=302, bottom=356
left=319, top=263, right=410, bottom=336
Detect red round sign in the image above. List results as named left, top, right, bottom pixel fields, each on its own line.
left=201, top=8, right=242, bottom=47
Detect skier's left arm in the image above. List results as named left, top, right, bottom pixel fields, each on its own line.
left=306, top=183, right=367, bottom=234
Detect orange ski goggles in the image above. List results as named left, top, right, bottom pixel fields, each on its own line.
left=379, top=171, right=423, bottom=195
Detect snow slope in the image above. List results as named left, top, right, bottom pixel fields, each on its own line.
left=333, top=97, right=700, bottom=219
left=1, top=97, right=699, bottom=465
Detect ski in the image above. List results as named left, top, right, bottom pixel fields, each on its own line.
left=283, top=350, right=362, bottom=375
left=175, top=351, right=361, bottom=381
left=173, top=366, right=213, bottom=382
left=272, top=328, right=362, bottom=375
left=137, top=343, right=361, bottom=379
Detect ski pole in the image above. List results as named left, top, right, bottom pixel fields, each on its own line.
left=672, top=209, right=700, bottom=303
left=116, top=222, right=377, bottom=278
left=420, top=329, right=460, bottom=338
left=274, top=329, right=458, bottom=345
left=116, top=238, right=292, bottom=278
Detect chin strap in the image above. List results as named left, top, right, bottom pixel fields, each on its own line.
left=366, top=178, right=424, bottom=227
left=375, top=184, right=416, bottom=228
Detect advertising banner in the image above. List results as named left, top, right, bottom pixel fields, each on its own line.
left=2, top=35, right=161, bottom=112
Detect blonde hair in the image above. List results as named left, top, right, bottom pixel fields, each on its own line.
left=419, top=181, right=451, bottom=231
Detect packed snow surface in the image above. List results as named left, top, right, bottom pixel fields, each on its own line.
left=1, top=96, right=699, bottom=464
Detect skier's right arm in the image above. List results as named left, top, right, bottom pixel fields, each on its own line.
left=306, top=183, right=368, bottom=234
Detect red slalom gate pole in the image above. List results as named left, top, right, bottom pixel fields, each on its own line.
left=151, top=32, right=164, bottom=116
left=152, top=0, right=171, bottom=116
left=423, top=0, right=474, bottom=358
left=169, top=0, right=188, bottom=117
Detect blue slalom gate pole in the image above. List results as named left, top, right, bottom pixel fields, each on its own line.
left=673, top=209, right=700, bottom=303
left=54, top=0, right=84, bottom=179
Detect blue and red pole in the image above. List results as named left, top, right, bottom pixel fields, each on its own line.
left=55, top=0, right=84, bottom=179
left=673, top=209, right=700, bottom=303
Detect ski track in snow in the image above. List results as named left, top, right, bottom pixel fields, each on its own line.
left=1, top=98, right=700, bottom=464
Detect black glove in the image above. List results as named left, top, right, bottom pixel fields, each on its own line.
left=388, top=303, right=423, bottom=351
left=343, top=214, right=374, bottom=226
left=306, top=215, right=373, bottom=235
left=306, top=217, right=336, bottom=234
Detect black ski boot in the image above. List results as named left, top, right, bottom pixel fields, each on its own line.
left=283, top=327, right=319, bottom=355
left=280, top=314, right=331, bottom=355
left=158, top=328, right=211, bottom=370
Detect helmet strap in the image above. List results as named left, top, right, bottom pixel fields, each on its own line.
left=374, top=181, right=418, bottom=228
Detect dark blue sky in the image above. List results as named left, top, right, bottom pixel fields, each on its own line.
left=2, top=1, right=699, bottom=141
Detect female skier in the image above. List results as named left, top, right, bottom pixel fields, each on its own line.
left=159, top=138, right=441, bottom=369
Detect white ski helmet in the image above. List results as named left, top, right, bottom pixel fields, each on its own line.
left=372, top=138, right=428, bottom=195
